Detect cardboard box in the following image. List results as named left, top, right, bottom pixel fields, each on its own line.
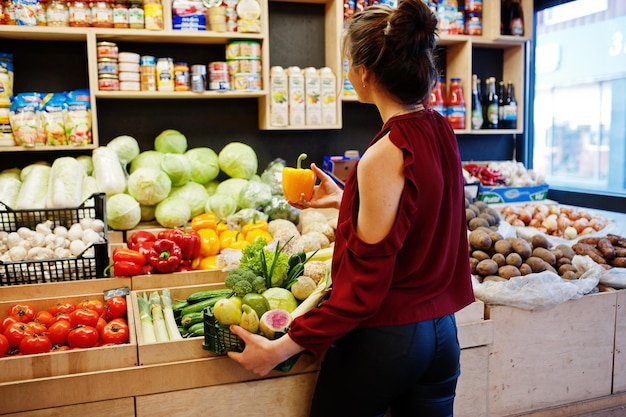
left=478, top=183, right=549, bottom=204
left=322, top=150, right=360, bottom=183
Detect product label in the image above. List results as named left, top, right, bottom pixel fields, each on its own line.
left=471, top=109, right=483, bottom=130
left=487, top=104, right=498, bottom=125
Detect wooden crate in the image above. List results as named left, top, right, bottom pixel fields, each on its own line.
left=131, top=282, right=229, bottom=365
left=0, top=292, right=137, bottom=383
left=486, top=291, right=617, bottom=417
left=455, top=346, right=490, bottom=417
left=0, top=277, right=131, bottom=302
left=1, top=398, right=135, bottom=417
left=130, top=270, right=228, bottom=291
left=613, top=290, right=626, bottom=393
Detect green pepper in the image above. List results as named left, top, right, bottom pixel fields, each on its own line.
left=282, top=153, right=316, bottom=204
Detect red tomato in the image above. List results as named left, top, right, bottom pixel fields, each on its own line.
left=77, top=299, right=105, bottom=318
left=49, top=301, right=76, bottom=317
left=47, top=319, right=73, bottom=346
left=19, top=334, right=52, bottom=355
left=34, top=310, right=55, bottom=328
left=26, top=321, right=47, bottom=334
left=96, top=317, right=107, bottom=335
left=0, top=316, right=19, bottom=334
left=8, top=303, right=36, bottom=323
left=69, top=308, right=100, bottom=328
left=100, top=320, right=130, bottom=345
left=52, top=313, right=72, bottom=323
left=50, top=345, right=71, bottom=352
left=4, top=322, right=34, bottom=349
left=105, top=296, right=127, bottom=321
left=0, top=334, right=9, bottom=357
left=67, top=326, right=99, bottom=348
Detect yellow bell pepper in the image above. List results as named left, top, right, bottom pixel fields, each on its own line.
left=242, top=219, right=269, bottom=236
left=195, top=255, right=219, bottom=271
left=282, top=153, right=316, bottom=204
left=219, top=229, right=249, bottom=250
left=245, top=228, right=273, bottom=243
left=198, top=228, right=220, bottom=257
left=216, top=221, right=229, bottom=234
left=191, top=212, right=217, bottom=232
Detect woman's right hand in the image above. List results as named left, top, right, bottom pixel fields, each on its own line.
left=290, top=163, right=343, bottom=210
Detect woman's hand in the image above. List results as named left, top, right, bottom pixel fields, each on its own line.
left=227, top=325, right=304, bottom=376
left=290, top=163, right=343, bottom=210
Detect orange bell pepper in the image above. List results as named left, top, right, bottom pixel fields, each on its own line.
left=282, top=153, right=316, bottom=204
left=191, top=212, right=217, bottom=232
left=245, top=228, right=273, bottom=243
left=198, top=228, right=220, bottom=257
left=219, top=229, right=249, bottom=250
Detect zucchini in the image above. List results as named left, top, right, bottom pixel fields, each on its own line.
left=181, top=312, right=204, bottom=329
left=187, top=322, right=205, bottom=337
left=186, top=289, right=233, bottom=304
left=180, top=295, right=229, bottom=317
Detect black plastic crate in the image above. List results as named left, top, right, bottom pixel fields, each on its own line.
left=0, top=193, right=109, bottom=286
left=202, top=306, right=300, bottom=373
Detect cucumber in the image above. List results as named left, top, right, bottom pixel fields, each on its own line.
left=187, top=322, right=205, bottom=337
left=181, top=312, right=204, bottom=329
left=186, top=289, right=234, bottom=304
left=180, top=295, right=229, bottom=317
left=172, top=300, right=189, bottom=311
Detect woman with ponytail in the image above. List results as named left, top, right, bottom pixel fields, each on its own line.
left=229, top=1, right=474, bottom=415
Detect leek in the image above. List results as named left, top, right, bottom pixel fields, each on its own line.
left=149, top=291, right=170, bottom=342
left=161, top=289, right=183, bottom=340
left=138, top=292, right=157, bottom=344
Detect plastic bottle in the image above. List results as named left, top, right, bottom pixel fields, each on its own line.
left=470, top=74, right=483, bottom=130
left=446, top=77, right=465, bottom=130
left=429, top=77, right=446, bottom=116
left=501, top=81, right=517, bottom=129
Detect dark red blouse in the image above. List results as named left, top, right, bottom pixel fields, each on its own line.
left=288, top=109, right=475, bottom=356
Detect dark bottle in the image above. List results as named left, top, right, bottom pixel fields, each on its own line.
left=497, top=80, right=506, bottom=126
left=501, top=0, right=511, bottom=35
left=470, top=74, right=483, bottom=130
left=501, top=81, right=518, bottom=129
left=509, top=0, right=524, bottom=36
left=486, top=77, right=499, bottom=129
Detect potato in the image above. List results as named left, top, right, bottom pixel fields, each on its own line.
left=467, top=204, right=480, bottom=216
left=558, top=264, right=577, bottom=276
left=492, top=253, right=506, bottom=267
left=476, top=259, right=499, bottom=276
left=506, top=252, right=523, bottom=268
left=561, top=271, right=578, bottom=280
left=472, top=250, right=491, bottom=261
left=531, top=233, right=552, bottom=249
left=468, top=217, right=490, bottom=231
left=488, top=230, right=504, bottom=243
left=526, top=256, right=549, bottom=273
left=498, top=265, right=521, bottom=280
left=511, top=238, right=532, bottom=259
left=469, top=229, right=492, bottom=251
left=478, top=212, right=498, bottom=227
left=494, top=239, right=513, bottom=256
left=483, top=275, right=508, bottom=283
left=557, top=257, right=572, bottom=267
left=469, top=257, right=480, bottom=274
left=532, top=247, right=557, bottom=266
left=473, top=201, right=488, bottom=211
left=519, top=263, right=532, bottom=275
left=466, top=208, right=477, bottom=221
left=556, top=244, right=576, bottom=259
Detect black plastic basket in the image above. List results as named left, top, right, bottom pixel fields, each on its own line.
left=202, top=306, right=300, bottom=373
left=0, top=193, right=109, bottom=286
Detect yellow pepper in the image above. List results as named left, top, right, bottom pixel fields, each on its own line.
left=219, top=229, right=249, bottom=250
left=216, top=221, right=229, bottom=234
left=245, top=228, right=273, bottom=243
left=282, top=153, right=316, bottom=204
left=191, top=212, right=217, bottom=232
left=198, top=228, right=220, bottom=257
left=195, top=255, right=219, bottom=271
left=242, top=219, right=269, bottom=236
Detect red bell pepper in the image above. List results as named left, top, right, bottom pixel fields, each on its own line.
left=167, top=227, right=201, bottom=261
left=127, top=230, right=156, bottom=251
left=147, top=239, right=182, bottom=274
left=133, top=240, right=155, bottom=258
left=108, top=248, right=146, bottom=277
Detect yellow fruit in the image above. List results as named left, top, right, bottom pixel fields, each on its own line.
left=240, top=305, right=260, bottom=334
left=213, top=298, right=242, bottom=326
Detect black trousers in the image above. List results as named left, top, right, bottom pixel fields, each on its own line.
left=309, top=314, right=461, bottom=417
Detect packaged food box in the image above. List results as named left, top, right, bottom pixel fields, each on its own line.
left=478, top=183, right=549, bottom=204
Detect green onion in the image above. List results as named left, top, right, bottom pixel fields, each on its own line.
left=161, top=289, right=183, bottom=341
left=138, top=292, right=157, bottom=344
left=149, top=291, right=170, bottom=342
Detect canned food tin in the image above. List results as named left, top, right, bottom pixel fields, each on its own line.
left=97, top=41, right=118, bottom=59
left=208, top=61, right=228, bottom=73
left=141, top=56, right=157, bottom=91
left=98, top=74, right=120, bottom=91
left=191, top=64, right=207, bottom=92
left=118, top=71, right=140, bottom=82
left=141, top=55, right=156, bottom=66
left=209, top=70, right=229, bottom=83
left=227, top=58, right=261, bottom=75
left=118, top=51, right=141, bottom=63
left=231, top=72, right=262, bottom=91
left=120, top=81, right=141, bottom=91
left=174, top=62, right=190, bottom=91
left=225, top=40, right=261, bottom=59
left=98, top=58, right=118, bottom=75
left=209, top=80, right=230, bottom=91
left=118, top=62, right=140, bottom=73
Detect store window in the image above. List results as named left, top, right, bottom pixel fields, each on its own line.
left=533, top=0, right=626, bottom=198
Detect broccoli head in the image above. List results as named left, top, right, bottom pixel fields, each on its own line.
left=225, top=267, right=259, bottom=296
left=233, top=280, right=253, bottom=297
left=251, top=276, right=267, bottom=294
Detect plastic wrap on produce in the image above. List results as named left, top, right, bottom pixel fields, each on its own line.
left=472, top=255, right=602, bottom=310
left=599, top=267, right=626, bottom=289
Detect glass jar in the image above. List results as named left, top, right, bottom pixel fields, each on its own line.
left=143, top=0, right=163, bottom=31
left=36, top=0, right=47, bottom=26
left=174, top=62, right=190, bottom=91
left=3, top=0, right=16, bottom=25
left=446, top=77, right=466, bottom=130
left=112, top=0, right=129, bottom=28
left=91, top=0, right=113, bottom=28
left=128, top=0, right=143, bottom=28
left=46, top=0, right=69, bottom=26
left=68, top=0, right=92, bottom=27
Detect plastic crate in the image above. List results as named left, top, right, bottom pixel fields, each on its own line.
left=0, top=193, right=109, bottom=286
left=202, top=306, right=301, bottom=372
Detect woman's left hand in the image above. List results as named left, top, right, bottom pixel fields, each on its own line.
left=227, top=325, right=284, bottom=376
